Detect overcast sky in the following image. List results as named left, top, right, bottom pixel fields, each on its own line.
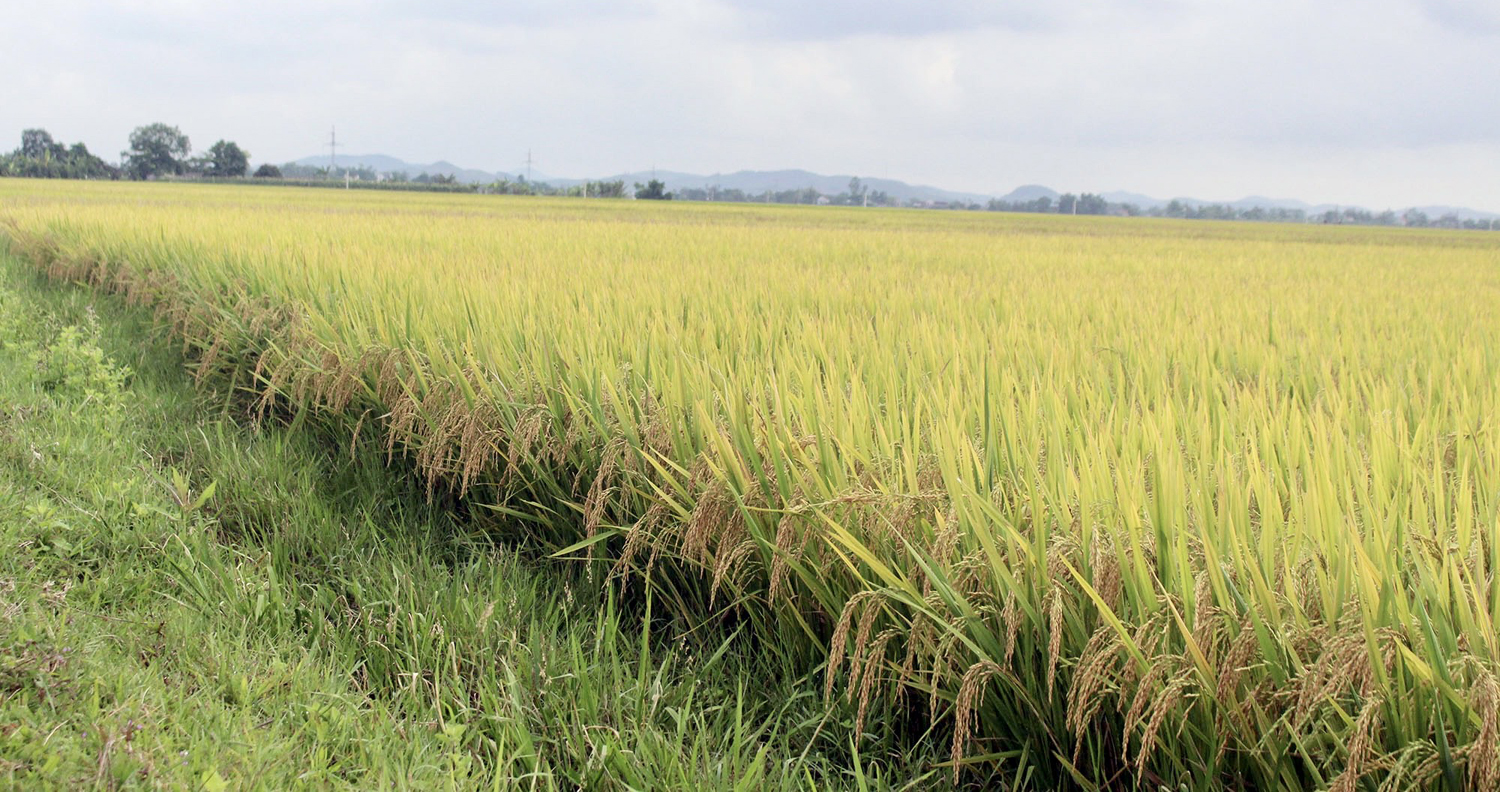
left=4, top=0, right=1498, bottom=209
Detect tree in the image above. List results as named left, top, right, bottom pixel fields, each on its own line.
left=278, top=162, right=325, bottom=179
left=634, top=179, right=672, bottom=200
left=1402, top=209, right=1429, bottom=228
left=122, top=123, right=191, bottom=180
left=585, top=179, right=626, bottom=198
left=21, top=129, right=61, bottom=160
left=61, top=143, right=115, bottom=179
left=1077, top=193, right=1109, bottom=215
left=2, top=130, right=118, bottom=179
left=847, top=177, right=866, bottom=206
left=205, top=140, right=249, bottom=177
left=253, top=163, right=282, bottom=178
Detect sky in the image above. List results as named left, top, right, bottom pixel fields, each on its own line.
left=4, top=0, right=1498, bottom=210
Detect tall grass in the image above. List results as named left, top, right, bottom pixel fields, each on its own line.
left=4, top=179, right=1499, bottom=788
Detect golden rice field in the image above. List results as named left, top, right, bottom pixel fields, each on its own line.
left=4, top=179, right=1500, bottom=789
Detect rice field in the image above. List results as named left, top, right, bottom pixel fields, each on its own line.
left=4, top=179, right=1499, bottom=789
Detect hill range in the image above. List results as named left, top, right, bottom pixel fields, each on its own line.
left=291, top=154, right=1498, bottom=220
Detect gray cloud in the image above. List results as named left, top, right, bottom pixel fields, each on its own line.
left=1, top=0, right=1496, bottom=210
left=1419, top=0, right=1500, bottom=33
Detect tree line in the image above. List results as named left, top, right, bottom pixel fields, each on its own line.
left=1128, top=200, right=1492, bottom=230
left=974, top=194, right=1492, bottom=229
left=2, top=125, right=1495, bottom=228
left=671, top=178, right=898, bottom=207
left=666, top=180, right=1495, bottom=229
left=260, top=161, right=640, bottom=198
left=0, top=124, right=252, bottom=180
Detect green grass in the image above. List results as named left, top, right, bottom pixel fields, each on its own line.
left=0, top=255, right=949, bottom=790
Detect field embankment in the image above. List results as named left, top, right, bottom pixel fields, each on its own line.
left=4, top=179, right=1500, bottom=789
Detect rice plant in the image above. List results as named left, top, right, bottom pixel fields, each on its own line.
left=4, top=178, right=1498, bottom=788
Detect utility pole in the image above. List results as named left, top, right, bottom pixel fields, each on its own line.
left=328, top=127, right=339, bottom=177
left=525, top=149, right=533, bottom=182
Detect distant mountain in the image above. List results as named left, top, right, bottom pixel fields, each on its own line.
left=1181, top=195, right=1335, bottom=213
left=288, top=156, right=989, bottom=204
left=1409, top=204, right=1499, bottom=220
left=1103, top=192, right=1324, bottom=212
left=551, top=168, right=993, bottom=205
left=287, top=153, right=1497, bottom=219
left=1100, top=191, right=1498, bottom=220
left=1225, top=195, right=1317, bottom=212
left=290, top=154, right=517, bottom=185
left=1100, top=190, right=1164, bottom=209
left=996, top=184, right=1059, bottom=203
